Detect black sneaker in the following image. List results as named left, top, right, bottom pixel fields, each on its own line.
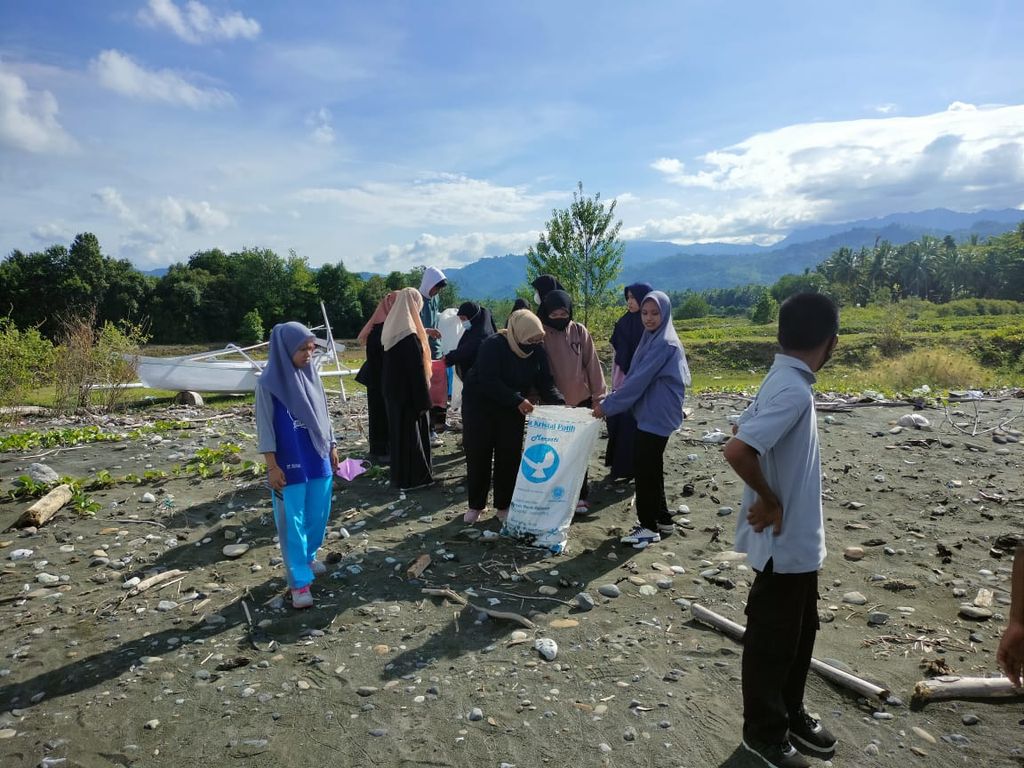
left=740, top=738, right=811, bottom=768
left=789, top=710, right=837, bottom=756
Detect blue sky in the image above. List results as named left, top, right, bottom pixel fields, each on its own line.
left=1, top=1, right=1022, bottom=272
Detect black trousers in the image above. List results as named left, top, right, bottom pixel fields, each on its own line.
left=742, top=560, right=819, bottom=744
left=462, top=399, right=525, bottom=511
left=366, top=385, right=389, bottom=457
left=633, top=429, right=671, bottom=529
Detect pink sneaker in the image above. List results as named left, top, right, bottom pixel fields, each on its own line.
left=291, top=586, right=313, bottom=609
left=463, top=508, right=482, bottom=524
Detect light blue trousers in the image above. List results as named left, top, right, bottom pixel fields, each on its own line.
left=271, top=476, right=333, bottom=589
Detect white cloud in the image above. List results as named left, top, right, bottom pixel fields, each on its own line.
left=643, top=102, right=1024, bottom=242
left=306, top=107, right=335, bottom=146
left=297, top=174, right=563, bottom=228
left=0, top=65, right=76, bottom=153
left=160, top=196, right=230, bottom=231
left=373, top=230, right=541, bottom=271
left=873, top=103, right=897, bottom=114
left=93, top=186, right=133, bottom=220
left=91, top=49, right=234, bottom=108
left=138, top=0, right=260, bottom=44
left=30, top=222, right=74, bottom=243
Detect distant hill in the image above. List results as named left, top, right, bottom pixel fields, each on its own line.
left=446, top=208, right=1024, bottom=298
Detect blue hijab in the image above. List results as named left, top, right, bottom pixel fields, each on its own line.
left=258, top=322, right=332, bottom=457
left=610, top=282, right=653, bottom=373
left=632, top=291, right=691, bottom=385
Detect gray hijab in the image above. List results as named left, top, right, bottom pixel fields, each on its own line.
left=258, top=322, right=332, bottom=457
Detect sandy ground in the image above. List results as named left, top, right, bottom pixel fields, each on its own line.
left=1, top=392, right=1024, bottom=768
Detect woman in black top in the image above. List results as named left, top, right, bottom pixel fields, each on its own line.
left=461, top=309, right=563, bottom=523
left=445, top=301, right=496, bottom=380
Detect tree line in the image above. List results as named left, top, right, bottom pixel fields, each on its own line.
left=669, top=223, right=1024, bottom=320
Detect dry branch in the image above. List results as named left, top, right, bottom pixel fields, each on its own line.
left=17, top=484, right=73, bottom=528
left=911, top=675, right=1024, bottom=707
left=421, top=587, right=536, bottom=629
left=129, top=569, right=186, bottom=596
left=690, top=603, right=890, bottom=701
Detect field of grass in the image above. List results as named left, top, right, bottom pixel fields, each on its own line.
left=11, top=301, right=1024, bottom=413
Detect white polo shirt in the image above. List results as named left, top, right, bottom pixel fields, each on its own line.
left=732, top=354, right=826, bottom=574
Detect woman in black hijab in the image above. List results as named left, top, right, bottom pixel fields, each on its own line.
left=531, top=274, right=565, bottom=305
left=445, top=301, right=496, bottom=380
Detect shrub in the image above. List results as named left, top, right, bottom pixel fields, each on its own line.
left=749, top=291, right=778, bottom=325
left=53, top=312, right=150, bottom=412
left=676, top=294, right=710, bottom=319
left=0, top=318, right=54, bottom=419
left=237, top=309, right=264, bottom=345
left=867, top=348, right=990, bottom=392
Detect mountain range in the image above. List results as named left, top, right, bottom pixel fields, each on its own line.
left=444, top=208, right=1024, bottom=298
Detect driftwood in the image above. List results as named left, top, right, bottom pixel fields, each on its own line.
left=406, top=554, right=432, bottom=579
left=422, top=587, right=536, bottom=629
left=129, top=569, right=186, bottom=596
left=17, top=484, right=73, bottom=528
left=911, top=675, right=1024, bottom=708
left=691, top=603, right=890, bottom=701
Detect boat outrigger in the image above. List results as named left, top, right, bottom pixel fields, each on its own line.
left=129, top=302, right=357, bottom=400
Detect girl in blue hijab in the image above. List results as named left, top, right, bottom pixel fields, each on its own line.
left=256, top=322, right=338, bottom=609
left=605, top=282, right=653, bottom=481
left=594, top=291, right=690, bottom=549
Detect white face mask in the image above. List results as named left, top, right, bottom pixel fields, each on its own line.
left=533, top=290, right=541, bottom=305
left=461, top=320, right=471, bottom=331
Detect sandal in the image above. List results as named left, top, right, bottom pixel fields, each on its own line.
left=463, top=508, right=483, bottom=524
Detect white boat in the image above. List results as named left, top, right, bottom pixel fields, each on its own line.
left=129, top=303, right=357, bottom=399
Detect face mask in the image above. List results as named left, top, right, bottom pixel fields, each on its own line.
left=546, top=317, right=570, bottom=332
left=533, top=290, right=541, bottom=305
left=519, top=342, right=538, bottom=355
left=461, top=320, right=472, bottom=331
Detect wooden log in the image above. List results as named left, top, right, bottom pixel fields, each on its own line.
left=406, top=554, right=432, bottom=579
left=129, top=569, right=187, bottom=596
left=912, top=676, right=1024, bottom=708
left=17, top=484, right=73, bottom=528
left=690, top=603, right=890, bottom=701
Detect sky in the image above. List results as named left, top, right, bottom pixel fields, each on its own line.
left=1, top=0, right=1023, bottom=272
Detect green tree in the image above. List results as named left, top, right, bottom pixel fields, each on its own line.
left=526, top=182, right=623, bottom=326
left=750, top=290, right=778, bottom=325
left=675, top=293, right=710, bottom=319
left=237, top=309, right=264, bottom=344
left=316, top=262, right=364, bottom=337
left=771, top=272, right=827, bottom=304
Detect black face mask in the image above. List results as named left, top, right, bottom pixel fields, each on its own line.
left=545, top=317, right=570, bottom=332
left=519, top=342, right=539, bottom=355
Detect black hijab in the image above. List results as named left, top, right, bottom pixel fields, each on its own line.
left=531, top=274, right=565, bottom=303
left=610, top=282, right=653, bottom=373
left=457, top=301, right=480, bottom=320
left=538, top=289, right=573, bottom=331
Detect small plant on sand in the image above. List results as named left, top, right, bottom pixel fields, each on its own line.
left=867, top=348, right=990, bottom=393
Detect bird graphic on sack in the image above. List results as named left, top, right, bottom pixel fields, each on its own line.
left=521, top=443, right=560, bottom=483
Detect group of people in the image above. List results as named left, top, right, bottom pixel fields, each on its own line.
left=252, top=283, right=1022, bottom=768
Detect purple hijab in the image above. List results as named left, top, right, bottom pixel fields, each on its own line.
left=258, top=322, right=332, bottom=457
left=632, top=290, right=691, bottom=385
left=610, top=282, right=653, bottom=373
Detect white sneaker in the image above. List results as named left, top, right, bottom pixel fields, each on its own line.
left=620, top=525, right=660, bottom=546
left=309, top=560, right=327, bottom=577
left=291, top=586, right=314, bottom=609
left=429, top=431, right=443, bottom=448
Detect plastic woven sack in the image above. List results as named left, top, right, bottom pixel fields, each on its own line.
left=502, top=405, right=601, bottom=553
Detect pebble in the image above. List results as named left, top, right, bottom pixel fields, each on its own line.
left=369, top=728, right=387, bottom=737
left=842, top=591, right=867, bottom=605
left=356, top=686, right=378, bottom=697
left=468, top=707, right=484, bottom=721
left=36, top=572, right=60, bottom=585
left=867, top=611, right=889, bottom=626
left=575, top=592, right=595, bottom=611
left=156, top=600, right=177, bottom=612
left=677, top=504, right=690, bottom=514
left=28, top=463, right=60, bottom=484
left=9, top=548, right=33, bottom=561
left=717, top=506, right=734, bottom=516
left=656, top=578, right=673, bottom=590
left=961, top=713, right=980, bottom=726
left=598, top=584, right=621, bottom=598
left=0, top=728, right=15, bottom=739
left=873, top=711, right=894, bottom=720
left=140, top=492, right=156, bottom=503
left=638, top=585, right=658, bottom=596
left=623, top=726, right=638, bottom=741
left=537, top=585, right=558, bottom=596
left=912, top=726, right=936, bottom=744
left=597, top=743, right=612, bottom=753
left=959, top=604, right=993, bottom=620
left=843, top=546, right=865, bottom=561
left=222, top=543, right=250, bottom=558
left=864, top=743, right=880, bottom=756
left=144, top=719, right=160, bottom=729
left=534, top=638, right=558, bottom=661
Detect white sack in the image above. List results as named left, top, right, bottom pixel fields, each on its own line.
left=502, top=405, right=601, bottom=554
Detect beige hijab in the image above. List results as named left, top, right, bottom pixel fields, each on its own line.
left=499, top=309, right=545, bottom=359
left=381, top=287, right=432, bottom=381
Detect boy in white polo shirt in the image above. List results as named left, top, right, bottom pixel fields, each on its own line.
left=724, top=293, right=839, bottom=768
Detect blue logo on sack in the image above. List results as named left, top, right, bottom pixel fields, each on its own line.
left=521, top=443, right=559, bottom=483
left=551, top=486, right=565, bottom=501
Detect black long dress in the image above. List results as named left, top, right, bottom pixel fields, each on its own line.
left=382, top=334, right=433, bottom=490
left=355, top=323, right=388, bottom=460
left=461, top=335, right=563, bottom=510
